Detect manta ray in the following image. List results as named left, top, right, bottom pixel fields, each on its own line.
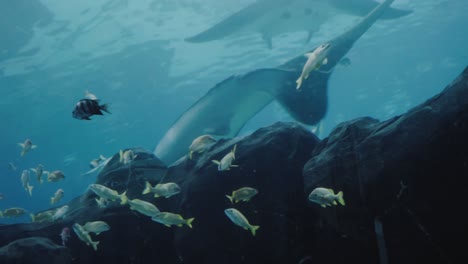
left=185, top=0, right=411, bottom=48
left=156, top=0, right=398, bottom=165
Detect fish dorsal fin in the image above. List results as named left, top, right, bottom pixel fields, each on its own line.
left=328, top=188, right=335, bottom=195
left=231, top=144, right=237, bottom=155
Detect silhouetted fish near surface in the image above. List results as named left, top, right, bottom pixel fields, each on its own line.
left=72, top=99, right=110, bottom=120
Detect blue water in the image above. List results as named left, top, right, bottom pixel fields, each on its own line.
left=0, top=0, right=467, bottom=225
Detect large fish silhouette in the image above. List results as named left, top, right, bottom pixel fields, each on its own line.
left=156, top=0, right=399, bottom=164
left=185, top=0, right=411, bottom=48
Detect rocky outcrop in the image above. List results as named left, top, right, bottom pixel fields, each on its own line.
left=303, top=66, right=468, bottom=264
left=0, top=67, right=466, bottom=264
left=0, top=237, right=70, bottom=264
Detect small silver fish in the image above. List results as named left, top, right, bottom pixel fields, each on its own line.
left=83, top=221, right=110, bottom=235
left=18, top=139, right=37, bottom=157
left=224, top=208, right=259, bottom=236
left=212, top=144, right=238, bottom=171
left=308, top=187, right=345, bottom=208
left=142, top=181, right=181, bottom=198
left=226, top=187, right=258, bottom=203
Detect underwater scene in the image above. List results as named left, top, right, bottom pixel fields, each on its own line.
left=0, top=0, right=467, bottom=263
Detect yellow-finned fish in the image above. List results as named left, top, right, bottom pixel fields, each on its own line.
left=83, top=221, right=110, bottom=235
left=142, top=181, right=181, bottom=198
left=50, top=189, right=64, bottom=205
left=151, top=212, right=194, bottom=228
left=127, top=198, right=160, bottom=217
left=119, top=150, right=136, bottom=165
left=18, top=138, right=37, bottom=157
left=47, top=170, right=65, bottom=182
left=1, top=207, right=27, bottom=218
left=73, top=223, right=100, bottom=251
left=224, top=208, right=259, bottom=236
left=212, top=144, right=238, bottom=171
left=188, top=135, right=216, bottom=159
left=30, top=164, right=47, bottom=184
left=308, top=187, right=345, bottom=208
left=226, top=187, right=258, bottom=203
left=88, top=184, right=128, bottom=205
left=20, top=170, right=34, bottom=197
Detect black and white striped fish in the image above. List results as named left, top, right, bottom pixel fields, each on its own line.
left=72, top=99, right=110, bottom=120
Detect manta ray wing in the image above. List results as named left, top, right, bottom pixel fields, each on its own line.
left=157, top=0, right=397, bottom=165
left=155, top=69, right=295, bottom=164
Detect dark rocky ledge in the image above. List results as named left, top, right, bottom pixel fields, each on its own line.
left=0, top=66, right=467, bottom=264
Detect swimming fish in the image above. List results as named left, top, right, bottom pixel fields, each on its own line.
left=126, top=198, right=160, bottom=217
left=18, top=138, right=37, bottom=157
left=308, top=187, right=345, bottom=208
left=88, top=184, right=128, bottom=205
left=212, top=144, right=239, bottom=171
left=20, top=170, right=34, bottom=197
left=83, top=221, right=110, bottom=235
left=50, top=188, right=64, bottom=205
left=188, top=135, right=216, bottom=159
left=84, top=90, right=98, bottom=100
left=73, top=223, right=100, bottom=251
left=151, top=212, right=194, bottom=228
left=8, top=162, right=17, bottom=171
left=60, top=227, right=71, bottom=246
left=31, top=164, right=46, bottom=184
left=30, top=209, right=57, bottom=223
left=296, top=43, right=331, bottom=90
left=1, top=207, right=27, bottom=218
left=226, top=187, right=258, bottom=203
left=53, top=205, right=69, bottom=220
left=224, top=208, right=260, bottom=236
left=82, top=157, right=111, bottom=176
left=47, top=170, right=65, bottom=182
left=72, top=99, right=110, bottom=120
left=89, top=155, right=107, bottom=168
left=142, top=181, right=181, bottom=198
left=119, top=149, right=136, bottom=165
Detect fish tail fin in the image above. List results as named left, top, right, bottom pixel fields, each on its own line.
left=337, top=191, right=345, bottom=206
left=119, top=150, right=124, bottom=163
left=29, top=213, right=35, bottom=222
left=142, top=181, right=152, bottom=195
left=27, top=184, right=34, bottom=196
left=250, top=225, right=260, bottom=236
left=186, top=217, right=195, bottom=228
left=92, top=241, right=100, bottom=251
left=225, top=195, right=234, bottom=203
left=120, top=191, right=128, bottom=205
left=296, top=76, right=303, bottom=90
left=100, top=104, right=111, bottom=114
left=232, top=144, right=237, bottom=155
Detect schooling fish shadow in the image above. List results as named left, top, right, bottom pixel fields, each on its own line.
left=155, top=0, right=398, bottom=165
